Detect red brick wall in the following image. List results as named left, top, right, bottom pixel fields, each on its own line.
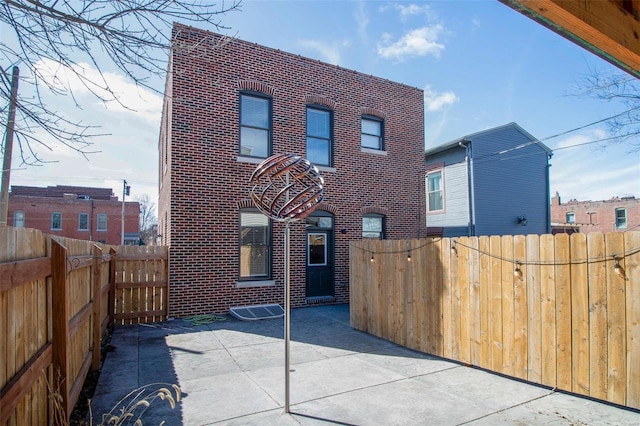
left=551, top=193, right=640, bottom=234
left=8, top=195, right=140, bottom=244
left=160, top=24, right=426, bottom=317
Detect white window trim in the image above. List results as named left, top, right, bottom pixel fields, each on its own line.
left=426, top=169, right=445, bottom=213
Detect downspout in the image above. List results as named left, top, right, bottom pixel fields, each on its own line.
left=459, top=140, right=474, bottom=236
left=90, top=198, right=94, bottom=241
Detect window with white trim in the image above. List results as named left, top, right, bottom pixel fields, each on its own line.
left=79, top=213, right=89, bottom=231
left=426, top=170, right=444, bottom=212
left=566, top=212, right=575, bottom=223
left=97, top=213, right=107, bottom=231
left=616, top=208, right=627, bottom=229
left=13, top=211, right=25, bottom=228
left=51, top=212, right=62, bottom=230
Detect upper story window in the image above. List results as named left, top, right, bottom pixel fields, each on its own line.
left=240, top=93, right=271, bottom=158
left=97, top=213, right=107, bottom=231
left=426, top=170, right=444, bottom=212
left=51, top=212, right=62, bottom=230
left=78, top=213, right=89, bottom=231
left=13, top=211, right=25, bottom=228
left=363, top=214, right=384, bottom=239
left=361, top=116, right=383, bottom=150
left=239, top=210, right=270, bottom=279
left=616, top=208, right=627, bottom=229
left=306, top=106, right=332, bottom=167
left=566, top=212, right=575, bottom=223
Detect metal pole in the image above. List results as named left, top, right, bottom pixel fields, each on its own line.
left=284, top=220, right=291, bottom=413
left=121, top=180, right=126, bottom=245
left=0, top=66, right=19, bottom=226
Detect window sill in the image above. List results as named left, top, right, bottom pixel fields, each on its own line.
left=237, top=155, right=265, bottom=165
left=316, top=165, right=336, bottom=173
left=236, top=279, right=275, bottom=288
left=361, top=147, right=387, bottom=156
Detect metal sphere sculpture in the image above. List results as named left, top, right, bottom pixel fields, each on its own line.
left=249, top=153, right=324, bottom=221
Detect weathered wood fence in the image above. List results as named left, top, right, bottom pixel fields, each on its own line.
left=0, top=227, right=168, bottom=425
left=350, top=231, right=640, bottom=410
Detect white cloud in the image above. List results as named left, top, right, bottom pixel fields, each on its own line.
left=33, top=58, right=162, bottom=124
left=297, top=39, right=349, bottom=65
left=377, top=26, right=445, bottom=60
left=395, top=3, right=434, bottom=18
left=424, top=85, right=458, bottom=112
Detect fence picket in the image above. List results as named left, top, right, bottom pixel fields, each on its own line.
left=625, top=231, right=640, bottom=407
left=606, top=232, right=626, bottom=405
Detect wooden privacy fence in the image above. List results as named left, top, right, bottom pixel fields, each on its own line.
left=0, top=227, right=168, bottom=425
left=350, top=231, right=640, bottom=410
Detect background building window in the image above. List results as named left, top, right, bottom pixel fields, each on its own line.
left=426, top=171, right=443, bottom=212
left=239, top=210, right=270, bottom=279
left=13, top=211, right=25, bottom=228
left=51, top=212, right=62, bottom=230
left=566, top=212, right=575, bottom=223
left=97, top=213, right=107, bottom=231
left=78, top=213, right=89, bottom=230
left=240, top=93, right=271, bottom=158
left=306, top=107, right=332, bottom=166
left=361, top=117, right=383, bottom=150
left=363, top=214, right=384, bottom=239
left=615, top=208, right=627, bottom=229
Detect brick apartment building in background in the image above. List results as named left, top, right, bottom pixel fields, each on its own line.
left=158, top=24, right=426, bottom=317
left=550, top=191, right=640, bottom=234
left=8, top=185, right=141, bottom=245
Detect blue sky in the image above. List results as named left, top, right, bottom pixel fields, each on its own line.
left=8, top=0, right=640, bottom=206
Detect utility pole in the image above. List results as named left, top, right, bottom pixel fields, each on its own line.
left=121, top=180, right=130, bottom=245
left=0, top=66, right=19, bottom=227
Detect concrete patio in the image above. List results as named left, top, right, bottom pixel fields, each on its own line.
left=89, top=304, right=640, bottom=425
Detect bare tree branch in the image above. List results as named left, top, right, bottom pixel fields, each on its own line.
left=1, top=0, right=241, bottom=164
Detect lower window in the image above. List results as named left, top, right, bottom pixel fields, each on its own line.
left=239, top=210, right=270, bottom=279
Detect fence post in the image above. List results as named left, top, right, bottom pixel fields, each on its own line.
left=51, top=239, right=70, bottom=425
left=108, top=247, right=117, bottom=327
left=92, top=244, right=102, bottom=371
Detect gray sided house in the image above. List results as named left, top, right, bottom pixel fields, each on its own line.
left=425, top=123, right=553, bottom=237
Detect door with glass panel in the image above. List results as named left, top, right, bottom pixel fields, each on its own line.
left=305, top=213, right=334, bottom=298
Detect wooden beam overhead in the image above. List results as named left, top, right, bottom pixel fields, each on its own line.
left=500, top=0, right=640, bottom=79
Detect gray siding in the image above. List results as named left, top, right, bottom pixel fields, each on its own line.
left=425, top=148, right=469, bottom=232
left=470, top=125, right=550, bottom=236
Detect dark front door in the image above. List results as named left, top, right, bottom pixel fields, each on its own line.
left=306, top=230, right=334, bottom=297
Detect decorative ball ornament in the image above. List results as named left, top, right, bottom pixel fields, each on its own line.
left=249, top=153, right=324, bottom=221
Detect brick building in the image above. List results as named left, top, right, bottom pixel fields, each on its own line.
left=158, top=24, right=426, bottom=317
left=550, top=192, right=640, bottom=234
left=8, top=185, right=140, bottom=245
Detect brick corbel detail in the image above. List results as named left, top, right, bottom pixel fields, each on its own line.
left=361, top=206, right=388, bottom=216
left=360, top=107, right=386, bottom=120
left=306, top=95, right=336, bottom=109
left=237, top=80, right=276, bottom=96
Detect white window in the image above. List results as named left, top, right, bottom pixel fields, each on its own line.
left=97, top=213, right=107, bottom=231
left=13, top=211, right=25, bottom=228
left=566, top=212, right=575, bottom=223
left=78, top=213, right=89, bottom=231
left=361, top=117, right=383, bottom=150
left=616, top=208, right=627, bottom=229
left=239, top=210, right=270, bottom=278
left=51, top=212, right=62, bottom=230
left=363, top=214, right=384, bottom=239
left=426, top=171, right=443, bottom=212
